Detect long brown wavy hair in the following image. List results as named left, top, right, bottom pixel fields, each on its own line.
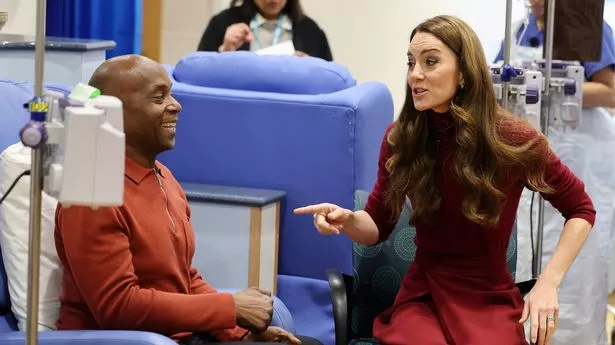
left=385, top=15, right=554, bottom=228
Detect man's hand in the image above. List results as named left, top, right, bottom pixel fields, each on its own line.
left=243, top=326, right=301, bottom=345
left=233, top=287, right=273, bottom=334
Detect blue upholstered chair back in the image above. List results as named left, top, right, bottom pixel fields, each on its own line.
left=159, top=52, right=394, bottom=344
left=349, top=190, right=518, bottom=340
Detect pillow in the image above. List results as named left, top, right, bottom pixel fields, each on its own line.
left=173, top=51, right=356, bottom=95
left=0, top=143, right=61, bottom=331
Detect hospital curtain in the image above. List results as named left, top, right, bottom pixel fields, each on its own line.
left=45, top=0, right=143, bottom=58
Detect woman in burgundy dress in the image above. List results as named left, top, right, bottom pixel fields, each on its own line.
left=294, top=15, right=595, bottom=345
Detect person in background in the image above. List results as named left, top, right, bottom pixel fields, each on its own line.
left=295, top=15, right=595, bottom=345
left=494, top=1, right=615, bottom=344
left=197, top=0, right=332, bottom=61
left=54, top=54, right=319, bottom=345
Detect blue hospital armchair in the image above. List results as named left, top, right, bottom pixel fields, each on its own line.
left=0, top=79, right=293, bottom=345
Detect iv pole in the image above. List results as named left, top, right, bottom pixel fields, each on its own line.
left=23, top=0, right=47, bottom=344
left=502, top=0, right=556, bottom=279
left=533, top=0, right=556, bottom=278
left=502, top=0, right=514, bottom=110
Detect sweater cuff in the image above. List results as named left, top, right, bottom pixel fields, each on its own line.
left=214, top=292, right=238, bottom=329
left=566, top=212, right=596, bottom=228
left=216, top=327, right=250, bottom=342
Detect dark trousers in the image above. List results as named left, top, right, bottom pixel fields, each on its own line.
left=180, top=334, right=323, bottom=345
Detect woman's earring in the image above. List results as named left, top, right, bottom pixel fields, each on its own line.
left=452, top=81, right=465, bottom=108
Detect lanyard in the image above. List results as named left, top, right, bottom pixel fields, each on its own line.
left=250, top=14, right=285, bottom=50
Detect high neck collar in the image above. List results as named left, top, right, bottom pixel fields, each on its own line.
left=428, top=109, right=454, bottom=132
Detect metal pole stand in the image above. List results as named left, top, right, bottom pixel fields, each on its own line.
left=533, top=0, right=556, bottom=279
left=501, top=0, right=515, bottom=110
left=502, top=0, right=556, bottom=280
left=19, top=0, right=47, bottom=345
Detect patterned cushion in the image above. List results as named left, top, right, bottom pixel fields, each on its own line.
left=349, top=190, right=518, bottom=339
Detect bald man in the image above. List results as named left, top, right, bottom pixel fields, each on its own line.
left=54, top=55, right=311, bottom=345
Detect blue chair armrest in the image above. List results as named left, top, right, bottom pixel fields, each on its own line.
left=327, top=269, right=350, bottom=345
left=218, top=288, right=295, bottom=334
left=0, top=330, right=177, bottom=345
left=271, top=295, right=295, bottom=334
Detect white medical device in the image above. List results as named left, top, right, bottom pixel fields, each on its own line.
left=37, top=86, right=125, bottom=207
left=490, top=60, right=584, bottom=131
left=490, top=65, right=542, bottom=130
left=534, top=60, right=585, bottom=129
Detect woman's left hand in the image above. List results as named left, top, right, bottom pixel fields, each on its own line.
left=519, top=275, right=559, bottom=345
